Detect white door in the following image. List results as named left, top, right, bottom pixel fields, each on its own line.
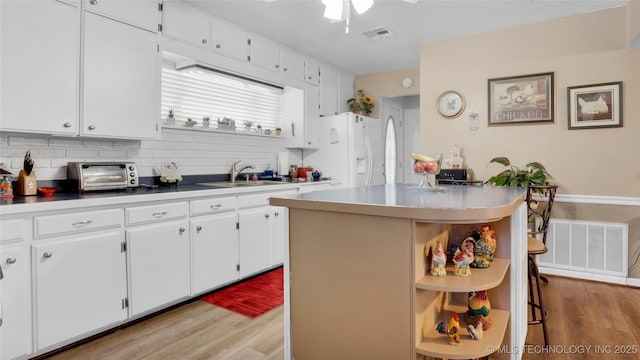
left=381, top=100, right=403, bottom=183
left=191, top=213, right=239, bottom=294
left=238, top=207, right=271, bottom=277
left=0, top=245, right=31, bottom=359
left=127, top=221, right=190, bottom=316
left=33, top=230, right=128, bottom=349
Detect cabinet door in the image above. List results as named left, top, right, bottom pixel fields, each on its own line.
left=212, top=20, right=248, bottom=63
left=249, top=35, right=281, bottom=72
left=320, top=65, right=339, bottom=116
left=270, top=206, right=287, bottom=266
left=304, top=83, right=321, bottom=148
left=238, top=207, right=271, bottom=277
left=127, top=220, right=190, bottom=316
left=33, top=229, right=127, bottom=350
left=82, top=11, right=160, bottom=140
left=162, top=0, right=210, bottom=49
left=82, top=0, right=161, bottom=32
left=0, top=0, right=79, bottom=135
left=0, top=245, right=31, bottom=360
left=280, top=48, right=305, bottom=81
left=191, top=213, right=239, bottom=295
left=305, top=58, right=319, bottom=85
left=338, top=73, right=355, bottom=114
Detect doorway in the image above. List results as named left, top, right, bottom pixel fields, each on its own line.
left=380, top=96, right=420, bottom=184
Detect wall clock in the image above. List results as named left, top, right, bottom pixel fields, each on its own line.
left=436, top=90, right=465, bottom=118
left=401, top=77, right=413, bottom=88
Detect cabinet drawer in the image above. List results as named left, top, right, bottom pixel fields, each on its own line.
left=35, top=209, right=123, bottom=238
left=126, top=202, right=188, bottom=225
left=190, top=196, right=236, bottom=216
left=238, top=191, right=295, bottom=209
left=0, top=219, right=26, bottom=243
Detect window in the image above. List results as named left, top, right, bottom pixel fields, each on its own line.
left=161, top=62, right=284, bottom=130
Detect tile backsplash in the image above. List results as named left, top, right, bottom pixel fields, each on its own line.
left=0, top=128, right=302, bottom=180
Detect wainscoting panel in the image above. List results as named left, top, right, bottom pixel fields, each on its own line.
left=538, top=219, right=628, bottom=284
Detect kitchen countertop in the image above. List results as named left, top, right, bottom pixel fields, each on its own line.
left=270, top=183, right=526, bottom=223
left=0, top=179, right=338, bottom=216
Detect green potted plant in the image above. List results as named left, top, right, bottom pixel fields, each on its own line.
left=347, top=89, right=374, bottom=115
left=165, top=108, right=176, bottom=126
left=202, top=116, right=210, bottom=128
left=275, top=127, right=282, bottom=136
left=485, top=157, right=551, bottom=187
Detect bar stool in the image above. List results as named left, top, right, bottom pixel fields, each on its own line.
left=526, top=184, right=558, bottom=347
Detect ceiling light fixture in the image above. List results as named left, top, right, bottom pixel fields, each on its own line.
left=322, top=0, right=374, bottom=34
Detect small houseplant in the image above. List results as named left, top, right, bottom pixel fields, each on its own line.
left=275, top=127, right=282, bottom=136
left=202, top=116, right=210, bottom=128
left=485, top=157, right=551, bottom=187
left=165, top=108, right=176, bottom=126
left=347, top=89, right=374, bottom=115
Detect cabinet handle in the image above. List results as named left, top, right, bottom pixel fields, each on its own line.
left=196, top=225, right=202, bottom=232
left=216, top=44, right=221, bottom=49
left=210, top=204, right=222, bottom=210
left=43, top=252, right=53, bottom=259
left=202, top=39, right=208, bottom=44
left=283, top=67, right=288, bottom=72
left=63, top=122, right=72, bottom=128
left=274, top=211, right=279, bottom=217
left=6, top=257, right=16, bottom=264
left=152, top=211, right=168, bottom=218
left=265, top=213, right=270, bottom=219
left=275, top=64, right=280, bottom=69
left=179, top=227, right=186, bottom=234
left=88, top=124, right=96, bottom=130
left=72, top=220, right=93, bottom=227
left=90, top=0, right=97, bottom=5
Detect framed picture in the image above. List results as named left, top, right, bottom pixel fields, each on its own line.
left=567, top=81, right=622, bottom=130
left=488, top=72, right=554, bottom=126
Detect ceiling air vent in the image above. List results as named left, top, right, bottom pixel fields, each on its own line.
left=363, top=27, right=393, bottom=40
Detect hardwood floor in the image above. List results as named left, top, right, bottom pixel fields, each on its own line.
left=48, top=301, right=284, bottom=360
left=46, top=276, right=639, bottom=360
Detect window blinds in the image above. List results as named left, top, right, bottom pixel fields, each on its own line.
left=161, top=65, right=284, bottom=130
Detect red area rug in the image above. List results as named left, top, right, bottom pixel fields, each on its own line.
left=201, top=267, right=284, bottom=318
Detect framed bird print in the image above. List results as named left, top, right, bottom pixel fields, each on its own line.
left=487, top=72, right=554, bottom=126
left=568, top=81, right=623, bottom=130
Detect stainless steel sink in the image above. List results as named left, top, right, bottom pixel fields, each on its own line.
left=198, top=180, right=286, bottom=187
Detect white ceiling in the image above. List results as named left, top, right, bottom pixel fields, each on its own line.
left=184, top=0, right=628, bottom=76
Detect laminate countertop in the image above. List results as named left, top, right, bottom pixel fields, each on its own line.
left=269, top=183, right=526, bottom=223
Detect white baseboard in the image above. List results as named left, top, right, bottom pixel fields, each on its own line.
left=538, top=266, right=629, bottom=286
left=627, top=277, right=640, bottom=287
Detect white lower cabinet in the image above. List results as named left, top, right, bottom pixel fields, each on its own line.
left=0, top=242, right=31, bottom=360
left=238, top=206, right=271, bottom=278
left=190, top=212, right=239, bottom=295
left=126, top=219, right=190, bottom=316
left=269, top=205, right=288, bottom=266
left=33, top=228, right=127, bottom=350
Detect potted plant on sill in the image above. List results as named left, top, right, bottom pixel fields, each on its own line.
left=275, top=127, right=282, bottom=136
left=165, top=108, right=176, bottom=126
left=485, top=156, right=552, bottom=190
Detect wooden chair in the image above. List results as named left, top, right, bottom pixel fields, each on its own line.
left=525, top=184, right=558, bottom=347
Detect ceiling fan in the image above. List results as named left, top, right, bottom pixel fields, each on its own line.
left=320, top=0, right=417, bottom=33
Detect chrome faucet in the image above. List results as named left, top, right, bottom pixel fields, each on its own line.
left=230, top=160, right=255, bottom=183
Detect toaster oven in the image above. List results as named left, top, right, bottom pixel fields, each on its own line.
left=67, top=162, right=139, bottom=191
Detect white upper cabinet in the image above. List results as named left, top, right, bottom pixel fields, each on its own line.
left=280, top=47, right=306, bottom=81
left=162, top=0, right=211, bottom=50
left=82, top=11, right=160, bottom=139
left=249, top=35, right=281, bottom=72
left=82, top=0, right=161, bottom=33
left=338, top=72, right=355, bottom=113
left=305, top=58, right=320, bottom=85
left=0, top=0, right=79, bottom=135
left=319, top=65, right=339, bottom=116
left=212, top=20, right=249, bottom=63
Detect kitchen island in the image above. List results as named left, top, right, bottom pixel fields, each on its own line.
left=270, top=183, right=528, bottom=360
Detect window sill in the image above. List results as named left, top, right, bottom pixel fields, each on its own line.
left=162, top=124, right=285, bottom=139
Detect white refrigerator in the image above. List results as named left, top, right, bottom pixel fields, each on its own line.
left=305, top=112, right=384, bottom=188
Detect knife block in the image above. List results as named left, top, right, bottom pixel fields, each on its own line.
left=17, top=170, right=37, bottom=195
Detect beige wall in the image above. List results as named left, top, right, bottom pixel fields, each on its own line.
left=356, top=5, right=640, bottom=279
left=629, top=0, right=640, bottom=47
left=354, top=67, right=420, bottom=118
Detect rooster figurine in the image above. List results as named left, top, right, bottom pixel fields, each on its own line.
left=578, top=94, right=608, bottom=115
left=480, top=224, right=497, bottom=262
left=436, top=313, right=461, bottom=345
left=465, top=290, right=493, bottom=331
left=430, top=241, right=447, bottom=277
left=452, top=240, right=474, bottom=276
